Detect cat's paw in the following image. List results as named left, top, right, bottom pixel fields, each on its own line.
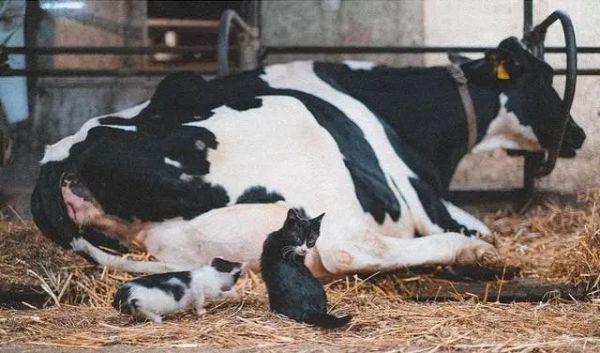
left=221, top=289, right=239, bottom=300
left=70, top=237, right=89, bottom=254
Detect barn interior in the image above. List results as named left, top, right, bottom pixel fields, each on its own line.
left=0, top=0, right=599, bottom=352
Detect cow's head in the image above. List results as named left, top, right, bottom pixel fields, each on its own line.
left=457, top=37, right=585, bottom=157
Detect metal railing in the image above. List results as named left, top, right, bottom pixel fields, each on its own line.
left=217, top=9, right=259, bottom=76
left=0, top=2, right=598, bottom=204
left=523, top=10, right=578, bottom=177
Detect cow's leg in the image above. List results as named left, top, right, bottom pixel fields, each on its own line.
left=71, top=203, right=290, bottom=274
left=315, top=224, right=498, bottom=276
left=441, top=200, right=490, bottom=235
left=141, top=203, right=290, bottom=271
left=407, top=177, right=490, bottom=236
left=70, top=237, right=186, bottom=273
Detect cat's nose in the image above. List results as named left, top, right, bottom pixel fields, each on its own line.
left=295, top=245, right=308, bottom=255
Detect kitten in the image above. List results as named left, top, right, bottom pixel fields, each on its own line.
left=260, top=209, right=351, bottom=329
left=113, top=258, right=244, bottom=323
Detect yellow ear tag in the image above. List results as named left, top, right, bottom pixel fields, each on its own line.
left=496, top=61, right=510, bottom=80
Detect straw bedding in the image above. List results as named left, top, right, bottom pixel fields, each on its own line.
left=0, top=188, right=598, bottom=352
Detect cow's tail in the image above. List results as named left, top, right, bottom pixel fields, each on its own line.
left=308, top=313, right=352, bottom=329
left=70, top=237, right=185, bottom=274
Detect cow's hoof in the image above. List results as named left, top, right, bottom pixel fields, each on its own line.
left=456, top=240, right=500, bottom=266
left=477, top=232, right=497, bottom=247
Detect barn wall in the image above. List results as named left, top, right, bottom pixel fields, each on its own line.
left=260, top=0, right=425, bottom=66
left=11, top=0, right=598, bottom=207
left=423, top=0, right=600, bottom=192
left=30, top=0, right=151, bottom=147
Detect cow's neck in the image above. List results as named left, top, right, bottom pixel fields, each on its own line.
left=315, top=63, right=501, bottom=192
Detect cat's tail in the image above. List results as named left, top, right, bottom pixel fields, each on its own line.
left=310, top=313, right=352, bottom=329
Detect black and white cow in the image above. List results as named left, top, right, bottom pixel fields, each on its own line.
left=31, top=37, right=585, bottom=278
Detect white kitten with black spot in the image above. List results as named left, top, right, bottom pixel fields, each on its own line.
left=113, top=258, right=244, bottom=323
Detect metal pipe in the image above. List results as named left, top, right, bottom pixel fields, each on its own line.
left=217, top=9, right=259, bottom=76
left=523, top=0, right=533, bottom=36
left=524, top=11, right=577, bottom=177
left=1, top=45, right=599, bottom=56
left=0, top=46, right=219, bottom=55
left=0, top=69, right=215, bottom=77
left=1, top=68, right=599, bottom=78
left=260, top=45, right=600, bottom=56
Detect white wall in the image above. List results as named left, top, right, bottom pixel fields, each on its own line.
left=261, top=0, right=425, bottom=66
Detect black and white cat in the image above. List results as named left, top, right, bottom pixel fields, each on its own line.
left=113, top=257, right=244, bottom=323
left=261, top=209, right=351, bottom=329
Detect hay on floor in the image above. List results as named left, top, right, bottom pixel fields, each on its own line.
left=0, top=187, right=599, bottom=351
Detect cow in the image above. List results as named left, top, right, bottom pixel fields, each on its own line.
left=31, top=37, right=585, bottom=279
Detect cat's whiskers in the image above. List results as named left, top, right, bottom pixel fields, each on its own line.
left=282, top=246, right=297, bottom=260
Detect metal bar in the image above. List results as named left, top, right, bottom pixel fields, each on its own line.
left=524, top=11, right=577, bottom=177
left=2, top=45, right=599, bottom=56
left=263, top=46, right=495, bottom=54
left=0, top=68, right=598, bottom=77
left=524, top=0, right=533, bottom=35
left=1, top=46, right=219, bottom=55
left=556, top=69, right=600, bottom=75
left=260, top=46, right=600, bottom=55
left=0, top=69, right=216, bottom=77
left=217, top=9, right=259, bottom=76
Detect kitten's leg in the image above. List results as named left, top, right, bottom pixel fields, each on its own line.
left=194, top=293, right=206, bottom=317
left=219, top=289, right=239, bottom=300
left=70, top=237, right=187, bottom=273
left=136, top=308, right=162, bottom=323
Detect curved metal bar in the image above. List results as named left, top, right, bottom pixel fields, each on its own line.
left=523, top=10, right=577, bottom=177
left=218, top=9, right=259, bottom=77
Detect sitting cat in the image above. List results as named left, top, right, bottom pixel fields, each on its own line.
left=260, top=209, right=351, bottom=329
left=113, top=257, right=244, bottom=323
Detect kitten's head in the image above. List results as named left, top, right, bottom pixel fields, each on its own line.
left=281, top=209, right=325, bottom=257
left=210, top=257, right=245, bottom=290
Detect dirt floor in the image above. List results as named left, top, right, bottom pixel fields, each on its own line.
left=0, top=188, right=598, bottom=352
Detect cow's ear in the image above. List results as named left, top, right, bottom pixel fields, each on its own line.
left=447, top=52, right=471, bottom=65
left=487, top=37, right=528, bottom=82
left=485, top=48, right=523, bottom=82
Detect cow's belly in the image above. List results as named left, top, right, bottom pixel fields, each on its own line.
left=143, top=203, right=290, bottom=271
left=186, top=95, right=417, bottom=237
left=188, top=96, right=365, bottom=220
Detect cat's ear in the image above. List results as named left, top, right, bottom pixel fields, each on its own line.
left=310, top=213, right=325, bottom=229
left=283, top=208, right=300, bottom=227
left=211, top=257, right=238, bottom=273
left=287, top=208, right=299, bottom=219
